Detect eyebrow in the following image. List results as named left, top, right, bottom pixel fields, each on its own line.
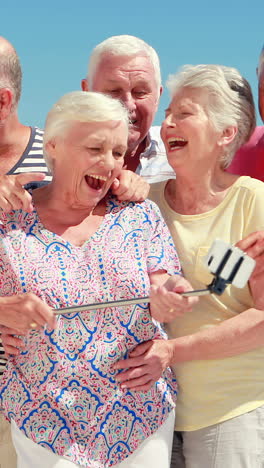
left=104, top=78, right=150, bottom=87
left=87, top=137, right=127, bottom=149
left=115, top=145, right=127, bottom=151
left=102, top=79, right=122, bottom=85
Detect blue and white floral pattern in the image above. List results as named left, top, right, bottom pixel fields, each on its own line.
left=0, top=197, right=180, bottom=467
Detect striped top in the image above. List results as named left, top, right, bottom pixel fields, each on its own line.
left=7, top=127, right=51, bottom=182
left=0, top=126, right=51, bottom=376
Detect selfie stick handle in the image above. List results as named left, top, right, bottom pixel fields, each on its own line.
left=53, top=287, right=212, bottom=316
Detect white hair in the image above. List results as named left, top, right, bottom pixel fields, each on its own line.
left=43, top=91, right=129, bottom=170
left=166, top=64, right=256, bottom=168
left=87, top=35, right=161, bottom=89
left=257, top=45, right=264, bottom=78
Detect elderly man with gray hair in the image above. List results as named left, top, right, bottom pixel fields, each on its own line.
left=81, top=35, right=174, bottom=183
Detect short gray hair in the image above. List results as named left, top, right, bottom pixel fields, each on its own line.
left=166, top=64, right=256, bottom=168
left=0, top=48, right=22, bottom=108
left=43, top=91, right=129, bottom=170
left=87, top=35, right=161, bottom=89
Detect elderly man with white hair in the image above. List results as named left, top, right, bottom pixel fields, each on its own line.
left=81, top=35, right=174, bottom=183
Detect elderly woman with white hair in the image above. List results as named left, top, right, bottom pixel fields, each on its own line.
left=0, top=90, right=197, bottom=468
left=114, top=65, right=264, bottom=467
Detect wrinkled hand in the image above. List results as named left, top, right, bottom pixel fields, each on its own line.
left=0, top=326, right=25, bottom=357
left=150, top=275, right=199, bottom=322
left=111, top=170, right=150, bottom=202
left=113, top=339, right=173, bottom=391
left=0, top=293, right=55, bottom=333
left=0, top=173, right=45, bottom=212
left=236, top=231, right=264, bottom=309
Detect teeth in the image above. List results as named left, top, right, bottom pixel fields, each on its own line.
left=88, top=174, right=107, bottom=181
left=168, top=137, right=186, bottom=143
left=167, top=136, right=188, bottom=150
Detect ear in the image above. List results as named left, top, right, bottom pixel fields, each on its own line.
left=0, top=88, right=13, bottom=120
left=45, top=139, right=57, bottom=155
left=81, top=78, right=89, bottom=91
left=218, top=126, right=237, bottom=148
left=154, top=85, right=163, bottom=108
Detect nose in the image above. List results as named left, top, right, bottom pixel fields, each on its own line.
left=163, top=113, right=175, bottom=127
left=99, top=150, right=115, bottom=171
left=161, top=113, right=175, bottom=142
left=121, top=92, right=137, bottom=113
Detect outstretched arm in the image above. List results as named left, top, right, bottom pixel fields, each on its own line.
left=114, top=234, right=264, bottom=391
left=114, top=306, right=264, bottom=391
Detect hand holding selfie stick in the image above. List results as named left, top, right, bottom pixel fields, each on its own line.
left=53, top=240, right=256, bottom=316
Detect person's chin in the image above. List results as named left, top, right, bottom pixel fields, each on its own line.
left=84, top=185, right=108, bottom=205
left=127, top=128, right=149, bottom=153
left=128, top=128, right=141, bottom=144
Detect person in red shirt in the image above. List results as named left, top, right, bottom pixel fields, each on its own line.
left=228, top=45, right=264, bottom=180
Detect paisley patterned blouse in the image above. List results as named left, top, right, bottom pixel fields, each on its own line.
left=0, top=196, right=180, bottom=467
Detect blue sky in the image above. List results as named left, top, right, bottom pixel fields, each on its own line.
left=2, top=0, right=263, bottom=128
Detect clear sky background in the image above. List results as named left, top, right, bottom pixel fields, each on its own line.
left=1, top=0, right=263, bottom=128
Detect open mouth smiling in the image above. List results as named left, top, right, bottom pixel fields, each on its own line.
left=85, top=174, right=107, bottom=190
left=168, top=137, right=188, bottom=150
left=129, top=118, right=139, bottom=128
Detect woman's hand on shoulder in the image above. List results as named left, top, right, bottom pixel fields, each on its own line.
left=150, top=274, right=199, bottom=322
left=0, top=173, right=45, bottom=212
left=111, top=170, right=150, bottom=202
left=236, top=231, right=264, bottom=309
left=0, top=292, right=56, bottom=333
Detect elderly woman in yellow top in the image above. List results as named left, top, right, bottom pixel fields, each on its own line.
left=115, top=65, right=264, bottom=467
left=0, top=90, right=198, bottom=468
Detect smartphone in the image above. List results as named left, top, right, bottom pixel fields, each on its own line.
left=204, top=239, right=256, bottom=288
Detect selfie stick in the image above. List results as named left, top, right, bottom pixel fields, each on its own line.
left=53, top=240, right=256, bottom=316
